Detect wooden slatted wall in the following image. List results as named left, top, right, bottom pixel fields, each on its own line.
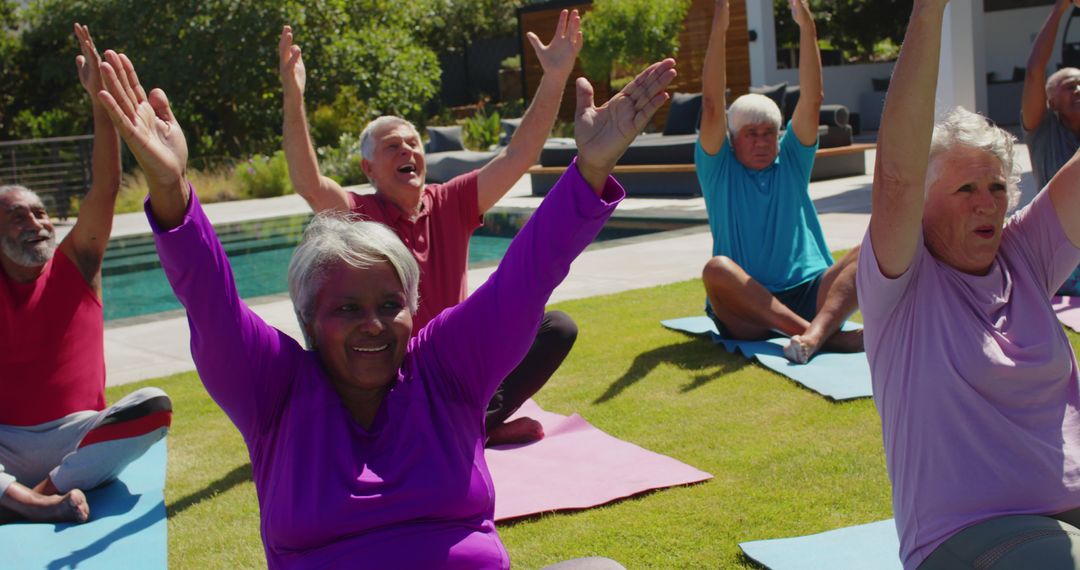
left=517, top=0, right=751, bottom=128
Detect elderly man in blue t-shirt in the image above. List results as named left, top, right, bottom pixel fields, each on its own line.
left=696, top=0, right=861, bottom=364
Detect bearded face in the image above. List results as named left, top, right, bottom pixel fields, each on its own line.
left=0, top=188, right=58, bottom=270
left=1, top=227, right=57, bottom=267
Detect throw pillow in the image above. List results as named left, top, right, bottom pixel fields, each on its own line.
left=663, top=92, right=703, bottom=135
left=426, top=126, right=464, bottom=154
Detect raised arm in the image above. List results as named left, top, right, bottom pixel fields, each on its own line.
left=698, top=0, right=730, bottom=154
left=870, top=0, right=948, bottom=278
left=788, top=0, right=824, bottom=145
left=58, top=24, right=121, bottom=295
left=425, top=59, right=676, bottom=403
left=279, top=26, right=350, bottom=214
left=1049, top=148, right=1080, bottom=245
left=97, top=52, right=298, bottom=436
left=1022, top=0, right=1077, bottom=131
left=476, top=9, right=582, bottom=213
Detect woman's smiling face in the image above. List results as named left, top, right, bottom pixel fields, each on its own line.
left=307, top=259, right=413, bottom=395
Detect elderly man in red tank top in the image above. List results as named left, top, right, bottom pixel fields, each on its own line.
left=0, top=25, right=171, bottom=524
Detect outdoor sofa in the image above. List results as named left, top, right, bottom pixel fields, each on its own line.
left=529, top=88, right=873, bottom=197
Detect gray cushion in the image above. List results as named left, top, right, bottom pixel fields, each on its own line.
left=749, top=82, right=788, bottom=116
left=425, top=150, right=497, bottom=183
left=426, top=126, right=464, bottom=154
left=819, top=105, right=849, bottom=128
left=539, top=133, right=698, bottom=167
left=499, top=118, right=522, bottom=146
left=662, top=92, right=702, bottom=135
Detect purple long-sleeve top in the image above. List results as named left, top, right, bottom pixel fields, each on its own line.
left=150, top=162, right=623, bottom=569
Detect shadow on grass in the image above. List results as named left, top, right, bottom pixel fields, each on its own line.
left=167, top=463, right=252, bottom=519
left=738, top=551, right=768, bottom=569
left=594, top=339, right=748, bottom=404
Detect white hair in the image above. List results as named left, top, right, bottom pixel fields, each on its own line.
left=287, top=213, right=420, bottom=349
left=927, top=106, right=1021, bottom=212
left=0, top=184, right=38, bottom=202
left=1046, top=67, right=1080, bottom=95
left=727, top=94, right=782, bottom=138
left=358, top=115, right=421, bottom=162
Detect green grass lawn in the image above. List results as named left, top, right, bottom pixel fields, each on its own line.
left=110, top=277, right=923, bottom=568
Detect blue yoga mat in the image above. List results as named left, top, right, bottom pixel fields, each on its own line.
left=0, top=439, right=167, bottom=570
left=740, top=519, right=901, bottom=570
left=661, top=316, right=872, bottom=401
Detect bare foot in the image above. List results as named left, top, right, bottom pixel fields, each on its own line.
left=783, top=335, right=817, bottom=364
left=784, top=328, right=864, bottom=364
left=45, top=490, right=90, bottom=524
left=486, top=417, right=545, bottom=447
left=0, top=484, right=90, bottom=524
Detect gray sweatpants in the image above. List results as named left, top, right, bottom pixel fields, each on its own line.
left=0, top=387, right=171, bottom=497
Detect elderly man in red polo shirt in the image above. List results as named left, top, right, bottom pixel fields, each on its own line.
left=279, top=11, right=583, bottom=445
left=0, top=25, right=171, bottom=525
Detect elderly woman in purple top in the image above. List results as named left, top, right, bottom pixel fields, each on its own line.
left=860, top=1, right=1080, bottom=568
left=94, top=47, right=674, bottom=569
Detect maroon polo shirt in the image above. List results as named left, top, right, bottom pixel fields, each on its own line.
left=348, top=170, right=482, bottom=331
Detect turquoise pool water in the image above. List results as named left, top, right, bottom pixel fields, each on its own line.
left=102, top=212, right=698, bottom=322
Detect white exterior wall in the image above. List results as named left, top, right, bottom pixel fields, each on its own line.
left=745, top=0, right=1068, bottom=128
left=766, top=62, right=896, bottom=111
left=984, top=5, right=1070, bottom=79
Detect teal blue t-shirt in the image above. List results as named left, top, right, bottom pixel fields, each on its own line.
left=695, top=123, right=832, bottom=292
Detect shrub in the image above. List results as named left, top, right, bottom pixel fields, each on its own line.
left=234, top=151, right=293, bottom=199
left=318, top=133, right=367, bottom=187
left=500, top=55, right=520, bottom=70
left=11, top=108, right=79, bottom=139
left=71, top=166, right=240, bottom=215
left=580, top=0, right=690, bottom=87
left=462, top=110, right=501, bottom=151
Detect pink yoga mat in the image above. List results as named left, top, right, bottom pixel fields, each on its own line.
left=1054, top=296, right=1080, bottom=333
left=485, top=400, right=712, bottom=521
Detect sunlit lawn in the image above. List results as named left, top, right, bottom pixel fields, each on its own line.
left=106, top=272, right=1011, bottom=568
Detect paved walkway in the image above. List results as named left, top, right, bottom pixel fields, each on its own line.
left=96, top=146, right=1036, bottom=386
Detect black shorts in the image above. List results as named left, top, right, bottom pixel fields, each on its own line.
left=706, top=271, right=825, bottom=338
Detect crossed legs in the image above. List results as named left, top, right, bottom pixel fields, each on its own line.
left=702, top=247, right=862, bottom=363
left=0, top=387, right=171, bottom=524
left=486, top=311, right=578, bottom=446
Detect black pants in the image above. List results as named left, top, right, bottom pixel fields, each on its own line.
left=485, top=310, right=578, bottom=430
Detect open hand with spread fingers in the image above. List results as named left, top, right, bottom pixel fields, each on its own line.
left=279, top=25, right=306, bottom=100
left=574, top=58, right=677, bottom=191
left=789, top=0, right=814, bottom=28
left=96, top=51, right=189, bottom=227
left=527, top=9, right=583, bottom=80
left=74, top=24, right=104, bottom=103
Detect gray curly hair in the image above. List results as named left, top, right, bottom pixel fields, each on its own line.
left=927, top=107, right=1021, bottom=212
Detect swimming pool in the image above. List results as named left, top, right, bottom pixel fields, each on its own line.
left=101, top=212, right=701, bottom=322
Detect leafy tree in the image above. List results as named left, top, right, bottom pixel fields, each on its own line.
left=0, top=0, right=21, bottom=134
left=579, top=0, right=690, bottom=89
left=2, top=0, right=440, bottom=159
left=773, top=0, right=912, bottom=63
left=412, top=0, right=520, bottom=55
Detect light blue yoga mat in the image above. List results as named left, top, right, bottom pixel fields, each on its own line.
left=661, top=316, right=872, bottom=401
left=740, top=519, right=901, bottom=570
left=0, top=439, right=167, bottom=570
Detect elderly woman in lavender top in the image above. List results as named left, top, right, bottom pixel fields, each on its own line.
left=860, top=1, right=1080, bottom=568
left=94, top=47, right=674, bottom=568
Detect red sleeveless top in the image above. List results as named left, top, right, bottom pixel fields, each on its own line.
left=0, top=252, right=106, bottom=426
